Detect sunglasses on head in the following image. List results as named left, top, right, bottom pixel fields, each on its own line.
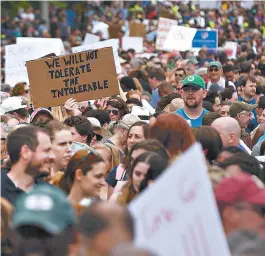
left=209, top=68, right=219, bottom=72
left=107, top=109, right=119, bottom=116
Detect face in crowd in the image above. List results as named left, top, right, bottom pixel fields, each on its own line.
left=208, top=65, right=222, bottom=82
left=52, top=129, right=73, bottom=170
left=106, top=106, right=121, bottom=122
left=181, top=85, right=207, bottom=109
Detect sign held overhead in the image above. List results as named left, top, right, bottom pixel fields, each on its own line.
left=26, top=47, right=119, bottom=108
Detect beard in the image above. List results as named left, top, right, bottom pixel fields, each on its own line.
left=184, top=98, right=200, bottom=108
left=25, top=160, right=51, bottom=177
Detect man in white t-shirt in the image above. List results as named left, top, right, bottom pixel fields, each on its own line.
left=207, top=61, right=235, bottom=91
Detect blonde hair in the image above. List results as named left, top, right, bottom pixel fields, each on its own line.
left=132, top=78, right=143, bottom=92
left=51, top=106, right=69, bottom=122
left=126, top=90, right=142, bottom=100
left=93, top=143, right=121, bottom=175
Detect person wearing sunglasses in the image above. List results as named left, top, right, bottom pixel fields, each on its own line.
left=215, top=173, right=265, bottom=237
left=106, top=100, right=127, bottom=122
left=207, top=61, right=236, bottom=91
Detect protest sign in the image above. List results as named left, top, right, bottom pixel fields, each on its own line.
left=129, top=21, right=146, bottom=37
left=224, top=41, right=238, bottom=59
left=156, top=17, right=178, bottom=51
left=83, top=33, right=100, bottom=45
left=16, top=37, right=65, bottom=55
left=129, top=143, right=230, bottom=256
left=122, top=37, right=143, bottom=53
left=192, top=29, right=218, bottom=49
left=26, top=47, right=119, bottom=108
left=72, top=39, right=121, bottom=74
left=91, top=21, right=109, bottom=40
left=163, top=25, right=197, bottom=52
left=5, top=43, right=61, bottom=86
left=198, top=0, right=219, bottom=9
left=108, top=23, right=122, bottom=38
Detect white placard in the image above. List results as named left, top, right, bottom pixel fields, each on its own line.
left=5, top=42, right=62, bottom=86
left=198, top=0, right=219, bottom=9
left=72, top=39, right=121, bottom=74
left=16, top=37, right=65, bottom=55
left=163, top=25, right=197, bottom=52
left=91, top=21, right=109, bottom=40
left=129, top=143, right=230, bottom=256
left=224, top=41, right=238, bottom=59
left=83, top=33, right=100, bottom=45
left=156, top=17, right=178, bottom=51
left=122, top=37, right=143, bottom=53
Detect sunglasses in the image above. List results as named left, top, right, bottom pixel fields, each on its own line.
left=1, top=138, right=6, bottom=141
left=209, top=68, right=220, bottom=72
left=183, top=87, right=200, bottom=92
left=107, top=109, right=119, bottom=116
left=175, top=73, right=184, bottom=77
left=24, top=90, right=30, bottom=93
left=93, top=133, right=103, bottom=141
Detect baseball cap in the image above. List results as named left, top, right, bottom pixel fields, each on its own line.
left=131, top=106, right=150, bottom=122
left=229, top=102, right=257, bottom=117
left=182, top=74, right=206, bottom=89
left=12, top=184, right=77, bottom=234
left=87, top=117, right=101, bottom=128
left=30, top=108, right=53, bottom=123
left=208, top=83, right=224, bottom=93
left=119, top=114, right=140, bottom=129
left=0, top=96, right=27, bottom=115
left=208, top=61, right=222, bottom=69
left=214, top=173, right=265, bottom=206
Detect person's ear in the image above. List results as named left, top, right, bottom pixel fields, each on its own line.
left=203, top=89, right=208, bottom=98
left=81, top=135, right=88, bottom=144
left=75, top=169, right=83, bottom=182
left=20, top=145, right=33, bottom=161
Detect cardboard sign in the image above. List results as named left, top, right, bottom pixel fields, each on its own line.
left=156, top=17, right=178, bottom=51
left=122, top=37, right=143, bottom=53
left=129, top=143, right=230, bottom=256
left=83, top=33, right=100, bottom=45
left=16, top=37, right=65, bottom=55
left=108, top=23, right=122, bottom=39
left=72, top=39, right=121, bottom=74
left=26, top=47, right=119, bottom=108
left=129, top=21, right=146, bottom=37
left=5, top=43, right=62, bottom=86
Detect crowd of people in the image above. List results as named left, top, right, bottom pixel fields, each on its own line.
left=1, top=1, right=265, bottom=256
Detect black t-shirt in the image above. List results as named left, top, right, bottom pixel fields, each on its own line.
left=1, top=171, right=24, bottom=205
left=105, top=166, right=118, bottom=188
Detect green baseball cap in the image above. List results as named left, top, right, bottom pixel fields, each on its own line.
left=12, top=184, right=77, bottom=234
left=182, top=74, right=206, bottom=89
left=208, top=61, right=222, bottom=69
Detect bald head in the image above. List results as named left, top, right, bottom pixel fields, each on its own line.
left=211, top=117, right=241, bottom=147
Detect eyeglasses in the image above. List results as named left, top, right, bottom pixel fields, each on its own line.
left=107, top=109, right=119, bottom=116
left=209, top=68, right=220, bottom=72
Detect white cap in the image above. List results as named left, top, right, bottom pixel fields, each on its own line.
left=119, top=114, right=140, bottom=129
left=87, top=117, right=101, bottom=128
left=0, top=96, right=27, bottom=115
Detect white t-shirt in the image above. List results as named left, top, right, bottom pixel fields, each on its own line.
left=207, top=77, right=236, bottom=90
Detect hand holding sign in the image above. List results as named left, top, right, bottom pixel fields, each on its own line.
left=26, top=47, right=119, bottom=108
